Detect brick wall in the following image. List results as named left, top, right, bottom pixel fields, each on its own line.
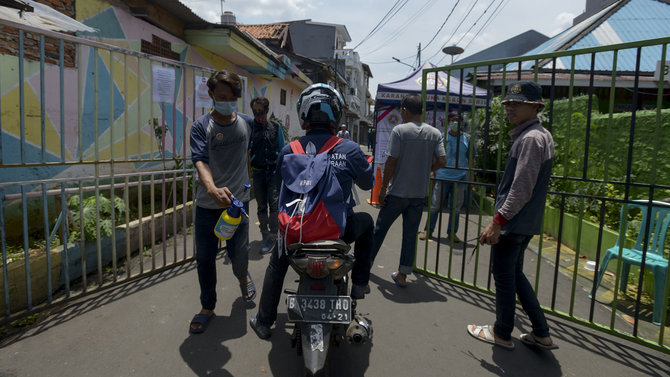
left=141, top=35, right=180, bottom=61
left=0, top=0, right=76, bottom=67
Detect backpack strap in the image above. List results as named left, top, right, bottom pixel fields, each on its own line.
left=289, top=140, right=305, bottom=154
left=318, top=136, right=342, bottom=154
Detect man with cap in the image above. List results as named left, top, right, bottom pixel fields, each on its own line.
left=467, top=81, right=558, bottom=351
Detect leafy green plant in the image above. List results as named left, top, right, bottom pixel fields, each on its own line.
left=67, top=194, right=126, bottom=242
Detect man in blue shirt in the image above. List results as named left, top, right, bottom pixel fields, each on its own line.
left=420, top=111, right=472, bottom=243
left=249, top=96, right=285, bottom=254
left=250, top=84, right=374, bottom=340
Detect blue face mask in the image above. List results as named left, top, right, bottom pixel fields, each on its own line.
left=214, top=101, right=237, bottom=116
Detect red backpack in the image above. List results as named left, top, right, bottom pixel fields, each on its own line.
left=278, top=136, right=347, bottom=246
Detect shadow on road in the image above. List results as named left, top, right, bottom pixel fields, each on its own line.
left=265, top=316, right=372, bottom=377
left=179, top=297, right=247, bottom=376
left=369, top=273, right=448, bottom=304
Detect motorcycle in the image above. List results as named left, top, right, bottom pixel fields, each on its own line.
left=284, top=239, right=373, bottom=377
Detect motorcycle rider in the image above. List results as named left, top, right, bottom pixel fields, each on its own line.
left=250, top=83, right=374, bottom=340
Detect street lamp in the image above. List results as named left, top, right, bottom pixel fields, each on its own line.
left=392, top=57, right=416, bottom=70
left=442, top=45, right=464, bottom=65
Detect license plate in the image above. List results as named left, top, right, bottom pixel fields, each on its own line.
left=286, top=295, right=352, bottom=324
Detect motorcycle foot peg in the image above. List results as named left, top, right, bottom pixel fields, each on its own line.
left=283, top=288, right=297, bottom=294
left=346, top=315, right=373, bottom=345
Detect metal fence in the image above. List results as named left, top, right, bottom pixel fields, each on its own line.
left=417, top=36, right=670, bottom=353
left=0, top=19, right=213, bottom=324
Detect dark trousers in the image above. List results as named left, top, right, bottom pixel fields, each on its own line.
left=256, top=212, right=373, bottom=327
left=194, top=204, right=249, bottom=311
left=369, top=195, right=424, bottom=275
left=491, top=233, right=550, bottom=341
left=252, top=169, right=279, bottom=235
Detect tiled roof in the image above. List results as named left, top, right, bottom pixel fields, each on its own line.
left=238, top=22, right=290, bottom=40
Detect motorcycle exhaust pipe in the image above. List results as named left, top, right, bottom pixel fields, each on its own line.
left=346, top=315, right=373, bottom=345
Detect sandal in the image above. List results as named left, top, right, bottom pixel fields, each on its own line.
left=391, top=271, right=407, bottom=287
left=520, top=332, right=558, bottom=350
left=189, top=313, right=214, bottom=334
left=467, top=324, right=515, bottom=350
left=240, top=273, right=256, bottom=302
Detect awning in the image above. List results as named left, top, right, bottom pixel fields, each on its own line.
left=0, top=0, right=96, bottom=33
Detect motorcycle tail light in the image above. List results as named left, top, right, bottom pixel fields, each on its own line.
left=290, top=257, right=309, bottom=275
left=326, top=257, right=344, bottom=270
left=307, top=259, right=329, bottom=279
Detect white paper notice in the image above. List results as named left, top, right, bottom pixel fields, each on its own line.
left=152, top=66, right=175, bottom=103
left=195, top=75, right=211, bottom=108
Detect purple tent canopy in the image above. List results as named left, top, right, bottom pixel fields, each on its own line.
left=375, top=62, right=489, bottom=109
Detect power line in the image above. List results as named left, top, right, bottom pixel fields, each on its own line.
left=419, top=0, right=461, bottom=52
left=395, top=0, right=461, bottom=61
left=423, top=0, right=482, bottom=63
left=435, top=0, right=509, bottom=65
left=453, top=0, right=499, bottom=47
left=351, top=0, right=408, bottom=51
left=360, top=0, right=438, bottom=56
left=462, top=0, right=510, bottom=50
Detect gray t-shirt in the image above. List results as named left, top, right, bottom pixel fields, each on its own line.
left=192, top=113, right=251, bottom=209
left=386, top=121, right=445, bottom=198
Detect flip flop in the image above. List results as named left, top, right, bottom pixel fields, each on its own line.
left=467, top=324, right=515, bottom=350
left=391, top=272, right=407, bottom=288
left=189, top=313, right=213, bottom=334
left=240, top=273, right=256, bottom=303
left=520, top=333, right=559, bottom=350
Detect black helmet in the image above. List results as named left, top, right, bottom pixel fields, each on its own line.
left=296, top=83, right=344, bottom=130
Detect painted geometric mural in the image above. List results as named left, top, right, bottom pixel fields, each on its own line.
left=0, top=2, right=302, bottom=192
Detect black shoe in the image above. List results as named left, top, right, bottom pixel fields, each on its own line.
left=260, top=234, right=274, bottom=254
left=351, top=284, right=366, bottom=300
left=250, top=312, right=272, bottom=340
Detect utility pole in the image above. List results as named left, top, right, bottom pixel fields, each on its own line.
left=417, top=43, right=421, bottom=67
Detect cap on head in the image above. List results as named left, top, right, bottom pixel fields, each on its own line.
left=296, top=83, right=344, bottom=130
left=502, top=81, right=544, bottom=108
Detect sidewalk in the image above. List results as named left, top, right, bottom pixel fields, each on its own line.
left=1, top=188, right=669, bottom=376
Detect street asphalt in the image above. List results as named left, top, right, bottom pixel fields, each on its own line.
left=1, top=150, right=668, bottom=376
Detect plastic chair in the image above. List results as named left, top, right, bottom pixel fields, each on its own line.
left=590, top=200, right=670, bottom=325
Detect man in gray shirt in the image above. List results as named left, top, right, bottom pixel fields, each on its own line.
left=369, top=94, right=446, bottom=287
left=188, top=70, right=256, bottom=334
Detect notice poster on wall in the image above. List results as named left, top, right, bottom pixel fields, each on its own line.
left=152, top=66, right=175, bottom=103
left=195, top=75, right=211, bottom=108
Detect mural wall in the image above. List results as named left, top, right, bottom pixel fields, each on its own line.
left=0, top=1, right=305, bottom=188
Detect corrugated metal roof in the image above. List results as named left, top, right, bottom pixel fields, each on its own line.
left=0, top=0, right=96, bottom=32
left=514, top=0, right=670, bottom=72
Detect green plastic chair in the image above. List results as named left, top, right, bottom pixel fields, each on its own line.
left=590, top=200, right=670, bottom=325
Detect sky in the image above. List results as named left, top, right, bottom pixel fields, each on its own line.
left=179, top=0, right=587, bottom=97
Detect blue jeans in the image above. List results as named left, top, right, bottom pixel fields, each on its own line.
left=255, top=212, right=373, bottom=327
left=252, top=169, right=279, bottom=235
left=370, top=195, right=424, bottom=275
left=195, top=204, right=250, bottom=311
left=425, top=180, right=466, bottom=235
left=492, top=233, right=550, bottom=341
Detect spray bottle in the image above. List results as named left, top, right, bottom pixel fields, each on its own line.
left=214, top=184, right=250, bottom=241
